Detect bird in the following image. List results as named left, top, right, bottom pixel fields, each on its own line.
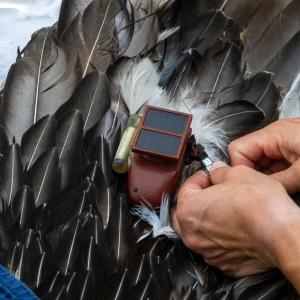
left=0, top=0, right=299, bottom=299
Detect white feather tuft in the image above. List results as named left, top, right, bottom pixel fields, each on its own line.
left=280, top=73, right=300, bottom=119
left=132, top=195, right=178, bottom=239
left=149, top=86, right=228, bottom=160
left=119, top=58, right=169, bottom=114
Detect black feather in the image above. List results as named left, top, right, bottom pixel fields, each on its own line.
left=57, top=0, right=93, bottom=38
left=0, top=142, right=23, bottom=206
left=115, top=0, right=135, bottom=56
left=55, top=110, right=84, bottom=188
left=61, top=0, right=121, bottom=77
left=183, top=10, right=228, bottom=55
left=21, top=115, right=56, bottom=171
left=267, top=31, right=300, bottom=93
left=0, top=126, right=9, bottom=156
left=105, top=195, right=135, bottom=268
left=242, top=0, right=300, bottom=86
left=11, top=185, right=35, bottom=230
left=28, top=147, right=60, bottom=207
left=0, top=0, right=297, bottom=299
left=123, top=0, right=159, bottom=58
left=1, top=29, right=80, bottom=142
left=160, top=32, right=241, bottom=96
left=211, top=72, right=279, bottom=141
left=55, top=71, right=111, bottom=132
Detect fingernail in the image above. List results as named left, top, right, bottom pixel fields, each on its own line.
left=211, top=161, right=228, bottom=171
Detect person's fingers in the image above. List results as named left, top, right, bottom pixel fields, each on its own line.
left=229, top=130, right=269, bottom=167
left=256, top=157, right=273, bottom=170
left=223, top=258, right=272, bottom=278
left=172, top=171, right=210, bottom=234
left=204, top=250, right=245, bottom=266
left=262, top=160, right=291, bottom=174
left=210, top=161, right=231, bottom=185
left=170, top=207, right=181, bottom=235
left=180, top=171, right=211, bottom=191
left=229, top=127, right=283, bottom=167
left=271, top=160, right=300, bottom=194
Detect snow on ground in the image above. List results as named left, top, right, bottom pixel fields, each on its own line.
left=0, top=0, right=62, bottom=82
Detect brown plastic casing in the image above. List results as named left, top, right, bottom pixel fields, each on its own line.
left=128, top=106, right=192, bottom=207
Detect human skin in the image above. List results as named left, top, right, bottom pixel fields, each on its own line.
left=172, top=119, right=300, bottom=293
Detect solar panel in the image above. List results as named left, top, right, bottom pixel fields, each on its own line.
left=144, top=109, right=188, bottom=134
left=136, top=129, right=181, bottom=156
left=132, top=106, right=192, bottom=160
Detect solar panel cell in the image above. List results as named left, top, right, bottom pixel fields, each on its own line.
left=144, top=109, right=188, bottom=134
left=136, top=129, right=181, bottom=156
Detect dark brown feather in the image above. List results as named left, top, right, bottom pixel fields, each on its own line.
left=61, top=0, right=121, bottom=77
left=57, top=0, right=93, bottom=38
left=242, top=0, right=300, bottom=77
left=55, top=72, right=111, bottom=133
left=1, top=29, right=80, bottom=142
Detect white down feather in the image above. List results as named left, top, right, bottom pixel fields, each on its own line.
left=120, top=58, right=227, bottom=160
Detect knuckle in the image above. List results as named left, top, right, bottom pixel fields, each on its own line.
left=228, top=140, right=239, bottom=154
left=227, top=165, right=248, bottom=180
left=175, top=203, right=194, bottom=228
left=182, top=235, right=198, bottom=252
left=177, top=185, right=192, bottom=204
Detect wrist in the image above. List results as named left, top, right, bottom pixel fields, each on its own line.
left=268, top=210, right=300, bottom=292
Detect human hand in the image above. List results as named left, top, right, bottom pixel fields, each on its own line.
left=172, top=163, right=300, bottom=282
left=229, top=119, right=300, bottom=194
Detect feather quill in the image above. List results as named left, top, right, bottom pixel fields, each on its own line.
left=57, top=0, right=93, bottom=37
left=28, top=147, right=60, bottom=207
left=105, top=196, right=135, bottom=268
left=11, top=185, right=35, bottom=230
left=123, top=0, right=159, bottom=58
left=85, top=108, right=121, bottom=166
left=243, top=0, right=300, bottom=75
left=55, top=110, right=84, bottom=188
left=21, top=115, right=56, bottom=171
left=280, top=73, right=300, bottom=118
left=115, top=0, right=135, bottom=55
left=183, top=10, right=228, bottom=55
left=1, top=29, right=80, bottom=142
left=61, top=0, right=121, bottom=77
left=96, top=182, right=116, bottom=229
left=0, top=142, right=23, bottom=206
left=83, top=161, right=115, bottom=229
left=56, top=71, right=111, bottom=132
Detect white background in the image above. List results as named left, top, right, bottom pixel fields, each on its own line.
left=0, top=0, right=62, bottom=82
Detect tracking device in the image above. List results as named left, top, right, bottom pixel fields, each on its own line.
left=128, top=106, right=192, bottom=207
